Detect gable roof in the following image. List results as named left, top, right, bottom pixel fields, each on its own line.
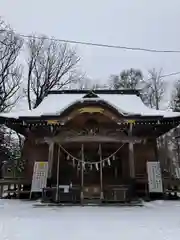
left=1, top=89, right=180, bottom=119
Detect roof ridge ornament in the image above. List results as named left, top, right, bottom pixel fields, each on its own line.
left=83, top=90, right=99, bottom=99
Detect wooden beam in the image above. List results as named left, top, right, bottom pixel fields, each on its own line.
left=40, top=135, right=145, bottom=144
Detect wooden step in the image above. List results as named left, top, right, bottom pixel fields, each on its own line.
left=83, top=198, right=102, bottom=205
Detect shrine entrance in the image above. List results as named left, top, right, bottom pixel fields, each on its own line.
left=83, top=144, right=102, bottom=201
left=56, top=141, right=127, bottom=203
left=45, top=102, right=137, bottom=204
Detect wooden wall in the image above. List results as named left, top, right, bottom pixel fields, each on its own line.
left=22, top=139, right=49, bottom=180
left=134, top=141, right=156, bottom=175
left=22, top=138, right=156, bottom=183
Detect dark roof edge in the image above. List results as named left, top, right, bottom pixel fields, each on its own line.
left=3, top=115, right=176, bottom=122
left=47, top=89, right=141, bottom=96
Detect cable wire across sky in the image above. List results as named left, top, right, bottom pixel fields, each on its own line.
left=160, top=72, right=180, bottom=79
left=18, top=33, right=180, bottom=54
left=14, top=32, right=180, bottom=79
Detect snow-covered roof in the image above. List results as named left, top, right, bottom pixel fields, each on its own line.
left=1, top=90, right=180, bottom=119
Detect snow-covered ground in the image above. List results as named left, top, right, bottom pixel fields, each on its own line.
left=0, top=200, right=180, bottom=240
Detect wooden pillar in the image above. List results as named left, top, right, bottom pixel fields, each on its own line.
left=0, top=184, right=3, bottom=198
left=17, top=184, right=21, bottom=199
left=114, top=166, right=118, bottom=179
left=128, top=123, right=135, bottom=178
left=176, top=138, right=180, bottom=165
left=48, top=142, right=54, bottom=179
left=99, top=144, right=104, bottom=200
left=154, top=138, right=159, bottom=161
left=164, top=136, right=168, bottom=170
left=55, top=144, right=61, bottom=202
left=80, top=144, right=84, bottom=205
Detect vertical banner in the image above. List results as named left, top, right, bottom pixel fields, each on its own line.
left=147, top=161, right=163, bottom=193
left=31, top=162, right=48, bottom=193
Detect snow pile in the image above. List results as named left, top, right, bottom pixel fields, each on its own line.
left=0, top=200, right=180, bottom=240
left=1, top=92, right=180, bottom=119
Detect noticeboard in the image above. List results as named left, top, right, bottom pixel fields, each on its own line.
left=31, top=162, right=48, bottom=193
left=147, top=161, right=163, bottom=193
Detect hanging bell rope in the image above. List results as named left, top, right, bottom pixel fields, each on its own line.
left=59, top=143, right=125, bottom=165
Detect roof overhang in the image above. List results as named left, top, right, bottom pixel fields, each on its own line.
left=1, top=89, right=180, bottom=128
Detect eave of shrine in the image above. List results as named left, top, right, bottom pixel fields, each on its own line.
left=1, top=89, right=180, bottom=119
left=0, top=89, right=180, bottom=136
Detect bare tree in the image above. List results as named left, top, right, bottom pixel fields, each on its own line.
left=0, top=18, right=23, bottom=178
left=109, top=68, right=143, bottom=90
left=25, top=36, right=81, bottom=109
left=0, top=18, right=23, bottom=112
left=142, top=68, right=164, bottom=110
left=143, top=69, right=174, bottom=179
left=78, top=77, right=93, bottom=90
left=77, top=77, right=107, bottom=90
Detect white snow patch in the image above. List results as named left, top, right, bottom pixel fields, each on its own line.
left=0, top=200, right=180, bottom=240
left=1, top=92, right=180, bottom=119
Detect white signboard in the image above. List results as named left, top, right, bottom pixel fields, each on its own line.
left=147, top=161, right=163, bottom=193
left=31, top=162, right=48, bottom=193
left=59, top=185, right=69, bottom=193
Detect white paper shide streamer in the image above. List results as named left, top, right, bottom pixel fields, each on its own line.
left=95, top=163, right=99, bottom=170
left=59, top=144, right=124, bottom=171
left=107, top=158, right=111, bottom=166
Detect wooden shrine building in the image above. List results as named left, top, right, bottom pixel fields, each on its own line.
left=1, top=89, right=180, bottom=204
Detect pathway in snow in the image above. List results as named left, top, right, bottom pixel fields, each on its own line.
left=0, top=200, right=180, bottom=240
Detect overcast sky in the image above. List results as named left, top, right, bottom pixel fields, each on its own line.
left=1, top=0, right=180, bottom=82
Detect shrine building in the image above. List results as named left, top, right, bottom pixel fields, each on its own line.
left=1, top=89, right=180, bottom=204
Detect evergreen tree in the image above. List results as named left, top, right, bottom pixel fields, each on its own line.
left=142, top=68, right=164, bottom=110
left=109, top=68, right=143, bottom=90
